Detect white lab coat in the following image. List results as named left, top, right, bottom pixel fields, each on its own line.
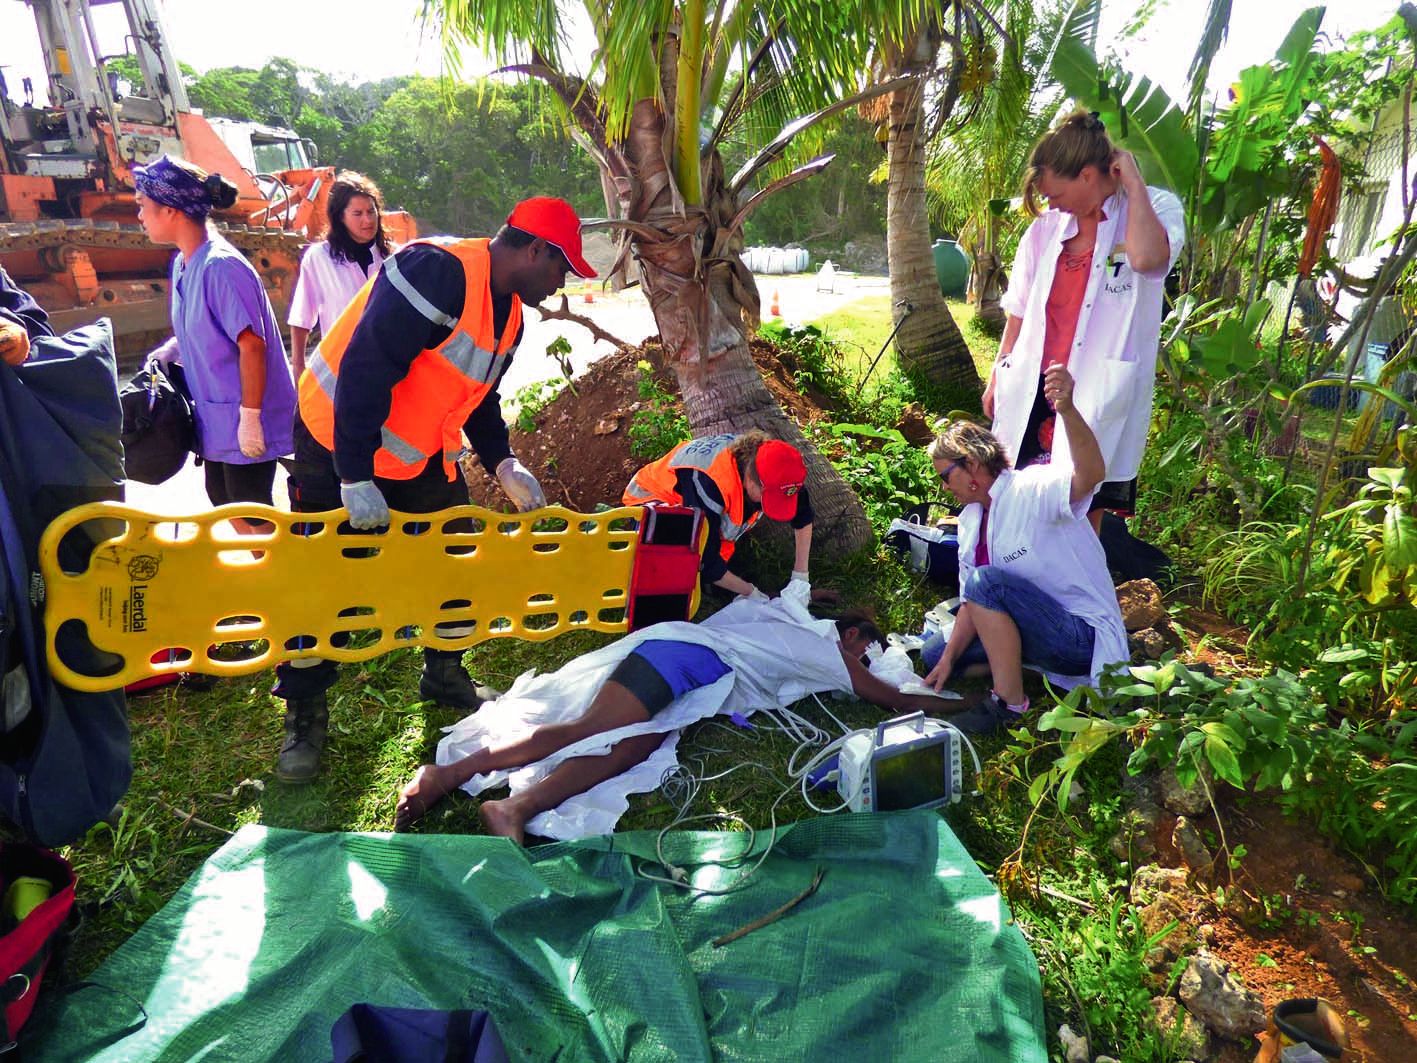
left=994, top=186, right=1186, bottom=481
left=435, top=598, right=856, bottom=840
left=954, top=464, right=1129, bottom=689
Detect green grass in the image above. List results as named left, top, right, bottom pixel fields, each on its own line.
left=807, top=295, right=998, bottom=382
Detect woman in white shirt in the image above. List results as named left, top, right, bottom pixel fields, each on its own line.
left=288, top=172, right=392, bottom=379
left=922, top=364, right=1129, bottom=735
left=984, top=112, right=1185, bottom=527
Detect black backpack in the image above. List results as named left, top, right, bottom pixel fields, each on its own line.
left=119, top=358, right=196, bottom=485
left=0, top=320, right=131, bottom=847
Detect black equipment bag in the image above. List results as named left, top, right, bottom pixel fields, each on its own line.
left=119, top=358, right=195, bottom=485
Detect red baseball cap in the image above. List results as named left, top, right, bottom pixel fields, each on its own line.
left=506, top=196, right=597, bottom=279
left=755, top=440, right=807, bottom=520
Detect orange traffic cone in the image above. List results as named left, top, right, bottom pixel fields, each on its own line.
left=584, top=286, right=595, bottom=304
left=770, top=288, right=781, bottom=317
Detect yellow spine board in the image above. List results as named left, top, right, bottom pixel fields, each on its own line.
left=42, top=502, right=662, bottom=692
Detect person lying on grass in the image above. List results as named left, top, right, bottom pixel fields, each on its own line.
left=395, top=605, right=950, bottom=842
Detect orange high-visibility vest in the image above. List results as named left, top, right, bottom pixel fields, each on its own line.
left=623, top=435, right=760, bottom=562
left=298, top=237, right=522, bottom=481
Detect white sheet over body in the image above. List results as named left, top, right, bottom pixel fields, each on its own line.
left=435, top=598, right=854, bottom=840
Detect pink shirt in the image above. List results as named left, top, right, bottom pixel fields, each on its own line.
left=1041, top=246, right=1093, bottom=371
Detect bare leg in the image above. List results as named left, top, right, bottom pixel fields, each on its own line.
left=966, top=602, right=1026, bottom=705
left=395, top=679, right=652, bottom=830
left=228, top=516, right=271, bottom=561
left=479, top=732, right=667, bottom=844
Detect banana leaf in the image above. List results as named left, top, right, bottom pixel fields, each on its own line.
left=1046, top=0, right=1198, bottom=194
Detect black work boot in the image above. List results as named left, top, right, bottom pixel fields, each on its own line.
left=419, top=650, right=486, bottom=711
left=276, top=694, right=328, bottom=783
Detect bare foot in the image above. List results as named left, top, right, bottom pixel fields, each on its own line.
left=395, top=763, right=457, bottom=831
left=478, top=799, right=527, bottom=845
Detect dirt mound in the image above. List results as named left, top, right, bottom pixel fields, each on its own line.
left=462, top=336, right=835, bottom=510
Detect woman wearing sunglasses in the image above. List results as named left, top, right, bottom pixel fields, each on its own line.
left=922, top=363, right=1127, bottom=734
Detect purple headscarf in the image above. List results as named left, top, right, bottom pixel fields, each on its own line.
left=133, top=155, right=217, bottom=220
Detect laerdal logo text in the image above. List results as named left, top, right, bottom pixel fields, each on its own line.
left=128, top=585, right=148, bottom=632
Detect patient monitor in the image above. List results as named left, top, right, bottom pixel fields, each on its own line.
left=837, top=712, right=963, bottom=813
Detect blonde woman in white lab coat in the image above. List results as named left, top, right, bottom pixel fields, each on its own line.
left=984, top=111, right=1186, bottom=528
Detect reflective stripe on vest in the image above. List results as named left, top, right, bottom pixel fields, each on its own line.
left=298, top=237, right=521, bottom=481
left=624, top=435, right=759, bottom=559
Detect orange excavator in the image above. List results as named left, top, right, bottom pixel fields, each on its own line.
left=0, top=0, right=413, bottom=364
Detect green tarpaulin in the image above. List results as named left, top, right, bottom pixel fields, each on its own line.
left=35, top=811, right=1045, bottom=1061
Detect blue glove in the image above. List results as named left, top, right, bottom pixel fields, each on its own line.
left=341, top=479, right=390, bottom=530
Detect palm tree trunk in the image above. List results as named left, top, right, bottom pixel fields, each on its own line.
left=886, top=72, right=982, bottom=400
left=617, top=102, right=874, bottom=553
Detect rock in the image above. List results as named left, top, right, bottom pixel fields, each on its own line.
left=1094, top=1057, right=1121, bottom=1063
left=841, top=237, right=888, bottom=274
left=1130, top=864, right=1188, bottom=907
left=1132, top=865, right=1193, bottom=968
left=1116, top=578, right=1167, bottom=632
left=1121, top=770, right=1162, bottom=805
left=1173, top=816, right=1215, bottom=874
left=1129, top=628, right=1168, bottom=660
left=1111, top=799, right=1162, bottom=862
left=1196, top=922, right=1217, bottom=945
left=1057, top=1023, right=1089, bottom=1063
left=1150, top=997, right=1211, bottom=1060
left=1112, top=774, right=1165, bottom=862
left=593, top=417, right=620, bottom=436
left=1139, top=892, right=1192, bottom=968
left=1159, top=762, right=1213, bottom=816
left=895, top=403, right=936, bottom=446
left=1178, top=951, right=1267, bottom=1040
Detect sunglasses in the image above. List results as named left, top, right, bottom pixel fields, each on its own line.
left=938, top=457, right=965, bottom=483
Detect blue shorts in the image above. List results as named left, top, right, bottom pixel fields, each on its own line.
left=607, top=640, right=730, bottom=714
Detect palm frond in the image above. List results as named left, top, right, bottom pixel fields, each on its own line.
left=1186, top=0, right=1232, bottom=120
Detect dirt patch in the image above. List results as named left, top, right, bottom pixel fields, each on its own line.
left=1139, top=775, right=1417, bottom=1061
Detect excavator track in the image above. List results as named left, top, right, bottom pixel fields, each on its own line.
left=0, top=217, right=308, bottom=257
left=0, top=218, right=307, bottom=368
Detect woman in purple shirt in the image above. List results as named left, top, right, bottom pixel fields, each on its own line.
left=135, top=155, right=296, bottom=530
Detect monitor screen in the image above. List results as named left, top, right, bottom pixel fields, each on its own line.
left=872, top=741, right=949, bottom=811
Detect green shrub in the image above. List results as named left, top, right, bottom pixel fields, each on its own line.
left=628, top=360, right=690, bottom=457
left=510, top=378, right=567, bottom=433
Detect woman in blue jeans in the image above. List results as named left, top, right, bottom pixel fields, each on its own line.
left=922, top=364, right=1128, bottom=734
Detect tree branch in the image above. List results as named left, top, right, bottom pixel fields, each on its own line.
left=712, top=866, right=825, bottom=947
left=535, top=294, right=631, bottom=349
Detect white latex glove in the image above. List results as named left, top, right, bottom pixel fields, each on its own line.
left=496, top=456, right=546, bottom=511
left=237, top=406, right=265, bottom=458
left=742, top=586, right=770, bottom=602
left=780, top=572, right=812, bottom=608
left=340, top=479, right=391, bottom=530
